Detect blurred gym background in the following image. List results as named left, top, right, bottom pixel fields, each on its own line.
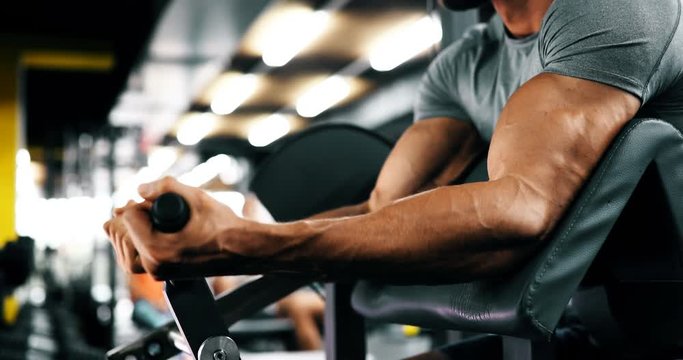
left=0, top=0, right=485, bottom=358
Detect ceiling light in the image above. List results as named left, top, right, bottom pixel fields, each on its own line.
left=177, top=113, right=216, bottom=146
left=177, top=154, right=242, bottom=187
left=248, top=114, right=292, bottom=147
left=147, top=146, right=178, bottom=173
left=369, top=16, right=442, bottom=72
left=210, top=74, right=259, bottom=115
left=178, top=161, right=216, bottom=187
left=111, top=166, right=162, bottom=206
left=296, top=75, right=351, bottom=118
left=208, top=191, right=246, bottom=217
left=16, top=149, right=30, bottom=167
left=262, top=10, right=330, bottom=67
left=210, top=154, right=246, bottom=185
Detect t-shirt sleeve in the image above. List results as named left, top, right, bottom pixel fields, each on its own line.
left=539, top=0, right=682, bottom=104
left=413, top=40, right=472, bottom=123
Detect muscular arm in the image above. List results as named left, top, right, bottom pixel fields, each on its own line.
left=368, top=118, right=483, bottom=211
left=308, top=118, right=482, bottom=220
left=224, top=73, right=639, bottom=283
left=110, top=73, right=640, bottom=283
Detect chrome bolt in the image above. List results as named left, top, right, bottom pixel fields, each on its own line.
left=213, top=349, right=228, bottom=360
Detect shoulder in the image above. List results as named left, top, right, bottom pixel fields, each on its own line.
left=538, top=0, right=682, bottom=101
left=543, top=0, right=680, bottom=20
left=540, top=0, right=680, bottom=47
left=431, top=15, right=504, bottom=74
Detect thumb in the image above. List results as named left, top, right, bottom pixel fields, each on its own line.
left=137, top=176, right=193, bottom=201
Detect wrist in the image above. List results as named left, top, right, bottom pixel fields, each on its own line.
left=217, top=218, right=320, bottom=267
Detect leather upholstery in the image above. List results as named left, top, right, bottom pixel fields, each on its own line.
left=250, top=124, right=392, bottom=221
left=352, top=118, right=683, bottom=340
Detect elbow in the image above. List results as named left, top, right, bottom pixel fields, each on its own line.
left=368, top=186, right=391, bottom=212
left=368, top=181, right=416, bottom=212
left=509, top=208, right=553, bottom=243
left=496, top=178, right=556, bottom=243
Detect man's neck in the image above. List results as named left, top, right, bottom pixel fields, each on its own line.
left=492, top=0, right=553, bottom=38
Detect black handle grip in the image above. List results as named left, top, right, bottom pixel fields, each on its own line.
left=150, top=192, right=190, bottom=233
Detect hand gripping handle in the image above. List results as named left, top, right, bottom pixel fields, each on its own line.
left=150, top=192, right=190, bottom=233
left=150, top=192, right=240, bottom=360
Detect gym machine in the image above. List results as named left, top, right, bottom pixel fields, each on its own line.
left=107, top=124, right=392, bottom=360
left=108, top=118, right=683, bottom=360
left=105, top=193, right=317, bottom=360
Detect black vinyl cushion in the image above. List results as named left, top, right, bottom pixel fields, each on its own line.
left=352, top=118, right=683, bottom=340
left=249, top=123, right=392, bottom=222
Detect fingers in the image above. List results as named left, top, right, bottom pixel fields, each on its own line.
left=137, top=176, right=195, bottom=202
left=113, top=200, right=138, bottom=217
left=108, top=218, right=129, bottom=271
left=106, top=199, right=179, bottom=277
left=121, top=234, right=145, bottom=273
left=121, top=206, right=155, bottom=257
left=106, top=188, right=207, bottom=277
left=138, top=200, right=153, bottom=211
left=103, top=220, right=112, bottom=236
left=105, top=210, right=147, bottom=274
left=121, top=205, right=177, bottom=276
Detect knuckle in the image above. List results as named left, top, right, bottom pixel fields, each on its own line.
left=121, top=210, right=136, bottom=224
left=160, top=176, right=174, bottom=189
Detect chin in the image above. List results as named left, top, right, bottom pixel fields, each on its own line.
left=439, top=0, right=489, bottom=11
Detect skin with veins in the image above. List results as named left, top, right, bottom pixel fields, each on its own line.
left=103, top=0, right=641, bottom=284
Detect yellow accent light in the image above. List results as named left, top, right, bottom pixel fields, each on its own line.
left=402, top=325, right=421, bottom=337
left=0, top=52, right=18, bottom=248
left=21, top=50, right=114, bottom=71
left=3, top=295, right=20, bottom=326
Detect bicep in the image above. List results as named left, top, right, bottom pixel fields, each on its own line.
left=488, top=73, right=640, bottom=235
left=370, top=117, right=481, bottom=210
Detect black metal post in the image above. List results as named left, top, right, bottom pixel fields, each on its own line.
left=324, top=282, right=366, bottom=360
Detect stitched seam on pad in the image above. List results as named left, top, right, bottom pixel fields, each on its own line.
left=525, top=118, right=683, bottom=336
left=523, top=118, right=646, bottom=334
left=524, top=118, right=683, bottom=332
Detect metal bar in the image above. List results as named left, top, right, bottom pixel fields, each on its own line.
left=105, top=322, right=179, bottom=360
left=107, top=274, right=313, bottom=359
left=164, top=279, right=232, bottom=358
left=216, top=274, right=312, bottom=327
left=324, top=282, right=366, bottom=360
left=502, top=336, right=554, bottom=360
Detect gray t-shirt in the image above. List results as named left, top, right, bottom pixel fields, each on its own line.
left=415, top=0, right=683, bottom=142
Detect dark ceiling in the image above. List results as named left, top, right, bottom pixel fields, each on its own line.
left=0, top=0, right=169, bottom=149
left=4, top=0, right=438, bottom=157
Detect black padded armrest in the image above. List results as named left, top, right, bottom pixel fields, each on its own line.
left=352, top=118, right=683, bottom=340
left=250, top=124, right=392, bottom=221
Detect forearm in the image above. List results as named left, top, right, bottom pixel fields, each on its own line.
left=120, top=74, right=640, bottom=285
left=228, top=177, right=545, bottom=284
left=306, top=201, right=369, bottom=220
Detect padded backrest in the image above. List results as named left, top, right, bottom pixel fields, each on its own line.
left=352, top=118, right=683, bottom=340
left=249, top=124, right=392, bottom=222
